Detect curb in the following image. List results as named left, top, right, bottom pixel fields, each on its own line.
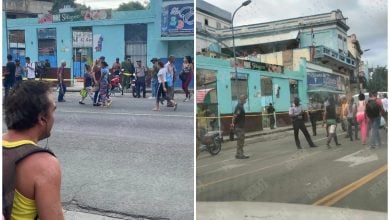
left=64, top=210, right=122, bottom=220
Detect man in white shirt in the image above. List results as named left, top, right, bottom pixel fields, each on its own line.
left=25, top=57, right=36, bottom=80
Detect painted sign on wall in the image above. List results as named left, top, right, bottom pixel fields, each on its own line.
left=38, top=9, right=112, bottom=24
left=73, top=31, right=93, bottom=48
left=161, top=3, right=194, bottom=37
left=307, top=72, right=346, bottom=91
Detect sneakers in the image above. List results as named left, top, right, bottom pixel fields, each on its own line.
left=79, top=101, right=85, bottom=105
left=148, top=96, right=154, bottom=100
left=183, top=98, right=189, bottom=102
left=235, top=155, right=250, bottom=159
left=310, top=144, right=319, bottom=148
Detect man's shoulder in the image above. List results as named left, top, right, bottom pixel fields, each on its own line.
left=20, top=152, right=60, bottom=175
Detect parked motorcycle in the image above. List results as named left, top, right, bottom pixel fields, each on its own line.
left=198, top=130, right=222, bottom=156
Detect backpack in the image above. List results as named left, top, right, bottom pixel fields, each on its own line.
left=365, top=99, right=380, bottom=118
left=3, top=144, right=54, bottom=220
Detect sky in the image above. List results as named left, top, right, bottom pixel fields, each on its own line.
left=204, top=0, right=388, bottom=68
left=76, top=0, right=387, bottom=67
left=75, top=0, right=149, bottom=9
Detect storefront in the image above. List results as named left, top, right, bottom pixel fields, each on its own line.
left=3, top=0, right=194, bottom=87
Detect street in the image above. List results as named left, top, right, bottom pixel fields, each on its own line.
left=197, top=126, right=387, bottom=214
left=42, top=91, right=194, bottom=219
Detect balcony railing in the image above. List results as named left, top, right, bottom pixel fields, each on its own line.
left=314, top=46, right=356, bottom=67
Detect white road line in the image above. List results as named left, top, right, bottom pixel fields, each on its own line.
left=56, top=110, right=193, bottom=118
left=197, top=151, right=322, bottom=188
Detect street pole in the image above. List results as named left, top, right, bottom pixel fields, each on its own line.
left=231, top=0, right=251, bottom=99
left=4, top=0, right=10, bottom=55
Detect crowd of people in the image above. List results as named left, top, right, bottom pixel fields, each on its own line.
left=3, top=54, right=194, bottom=111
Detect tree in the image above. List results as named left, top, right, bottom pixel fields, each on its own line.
left=51, top=0, right=89, bottom=14
left=51, top=0, right=76, bottom=14
left=116, top=1, right=146, bottom=11
left=366, top=66, right=388, bottom=92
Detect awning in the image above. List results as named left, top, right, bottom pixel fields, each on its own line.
left=308, top=88, right=345, bottom=94
left=197, top=88, right=215, bottom=104
left=233, top=30, right=299, bottom=47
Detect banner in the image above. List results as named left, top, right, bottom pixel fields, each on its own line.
left=73, top=31, right=93, bottom=48
left=307, top=72, right=345, bottom=91
left=161, top=3, right=194, bottom=37
left=38, top=9, right=112, bottom=24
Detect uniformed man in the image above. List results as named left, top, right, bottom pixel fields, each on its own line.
left=267, top=103, right=275, bottom=129
left=289, top=97, right=318, bottom=149
left=231, top=95, right=249, bottom=159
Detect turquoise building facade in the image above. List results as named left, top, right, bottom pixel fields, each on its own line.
left=197, top=55, right=309, bottom=133
left=3, top=0, right=194, bottom=88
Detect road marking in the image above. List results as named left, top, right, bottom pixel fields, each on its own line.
left=335, top=149, right=379, bottom=167
left=313, top=164, right=387, bottom=206
left=56, top=110, right=193, bottom=118
left=197, top=151, right=321, bottom=189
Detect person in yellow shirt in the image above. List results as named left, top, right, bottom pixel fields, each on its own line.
left=3, top=81, right=63, bottom=220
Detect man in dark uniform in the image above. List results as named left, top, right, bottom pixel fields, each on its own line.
left=267, top=103, right=275, bottom=129
left=289, top=97, right=318, bottom=149
left=4, top=54, right=16, bottom=100
left=231, top=95, right=249, bottom=159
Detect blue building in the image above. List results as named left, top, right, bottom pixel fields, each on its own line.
left=3, top=0, right=194, bottom=88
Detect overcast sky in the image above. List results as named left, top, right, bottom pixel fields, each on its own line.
left=75, top=0, right=149, bottom=9
left=76, top=0, right=387, bottom=67
left=204, top=0, right=388, bottom=67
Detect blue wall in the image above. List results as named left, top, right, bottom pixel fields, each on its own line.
left=197, top=55, right=307, bottom=115
left=3, top=0, right=194, bottom=86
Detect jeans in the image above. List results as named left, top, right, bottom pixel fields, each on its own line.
left=347, top=117, right=358, bottom=140
left=151, top=78, right=158, bottom=97
left=369, top=117, right=381, bottom=146
left=58, top=83, right=67, bottom=101
left=136, top=77, right=146, bottom=98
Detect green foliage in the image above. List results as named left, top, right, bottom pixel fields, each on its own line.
left=366, top=66, right=388, bottom=92
left=116, top=1, right=146, bottom=11
left=51, top=0, right=76, bottom=13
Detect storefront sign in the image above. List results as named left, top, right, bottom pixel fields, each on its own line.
left=307, top=72, right=345, bottom=91
left=73, top=31, right=93, bottom=48
left=38, top=9, right=112, bottom=24
left=161, top=3, right=194, bottom=37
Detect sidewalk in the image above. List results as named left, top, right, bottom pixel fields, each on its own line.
left=220, top=122, right=318, bottom=151
left=66, top=82, right=193, bottom=94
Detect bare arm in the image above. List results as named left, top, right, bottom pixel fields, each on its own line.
left=34, top=155, right=64, bottom=220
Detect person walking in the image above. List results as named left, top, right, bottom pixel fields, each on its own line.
left=14, top=59, right=24, bottom=86
left=180, top=56, right=193, bottom=102
left=79, top=64, right=94, bottom=105
left=308, top=99, right=318, bottom=136
left=92, top=59, right=102, bottom=106
left=231, top=95, right=250, bottom=159
left=356, top=93, right=368, bottom=145
left=135, top=60, right=147, bottom=98
left=366, top=91, right=383, bottom=148
left=153, top=61, right=177, bottom=111
left=289, top=97, right=318, bottom=149
left=382, top=93, right=388, bottom=130
left=25, top=57, right=36, bottom=81
left=165, top=55, right=176, bottom=104
left=323, top=96, right=341, bottom=148
left=3, top=54, right=16, bottom=100
left=99, top=61, right=111, bottom=107
left=149, top=58, right=159, bottom=99
left=57, top=61, right=67, bottom=102
left=267, top=103, right=276, bottom=129
left=346, top=97, right=359, bottom=141
left=3, top=80, right=64, bottom=220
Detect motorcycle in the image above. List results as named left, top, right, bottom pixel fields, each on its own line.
left=120, top=69, right=136, bottom=97
left=109, top=74, right=123, bottom=96
left=198, top=130, right=222, bottom=156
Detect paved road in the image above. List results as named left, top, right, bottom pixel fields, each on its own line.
left=197, top=126, right=387, bottom=214
left=40, top=91, right=194, bottom=219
